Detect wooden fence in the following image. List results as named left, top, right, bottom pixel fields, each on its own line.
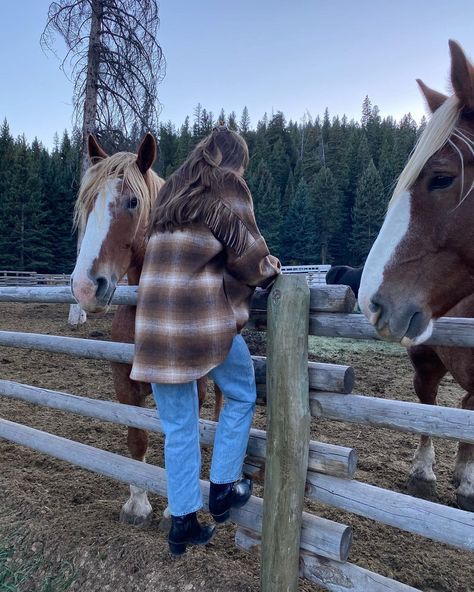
left=0, top=270, right=71, bottom=286
left=0, top=265, right=331, bottom=287
left=0, top=280, right=473, bottom=591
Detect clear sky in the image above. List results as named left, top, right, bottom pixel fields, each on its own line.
left=1, top=0, right=474, bottom=148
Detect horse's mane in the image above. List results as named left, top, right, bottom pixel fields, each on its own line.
left=73, top=151, right=165, bottom=233
left=390, top=95, right=464, bottom=206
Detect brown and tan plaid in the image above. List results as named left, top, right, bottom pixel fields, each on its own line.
left=130, top=192, right=280, bottom=384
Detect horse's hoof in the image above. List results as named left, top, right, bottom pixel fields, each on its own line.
left=158, top=514, right=172, bottom=532
left=456, top=492, right=474, bottom=512
left=119, top=508, right=153, bottom=527
left=406, top=475, right=437, bottom=500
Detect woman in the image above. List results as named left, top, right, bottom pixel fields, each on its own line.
left=131, top=125, right=281, bottom=555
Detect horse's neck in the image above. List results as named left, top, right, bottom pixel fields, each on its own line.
left=126, top=205, right=157, bottom=286
left=126, top=243, right=146, bottom=286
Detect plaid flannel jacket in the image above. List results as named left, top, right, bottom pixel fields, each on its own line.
left=130, top=190, right=281, bottom=384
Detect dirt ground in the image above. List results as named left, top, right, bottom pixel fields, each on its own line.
left=0, top=303, right=473, bottom=592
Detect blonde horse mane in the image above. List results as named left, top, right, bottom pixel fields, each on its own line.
left=73, top=151, right=164, bottom=233
left=390, top=95, right=463, bottom=206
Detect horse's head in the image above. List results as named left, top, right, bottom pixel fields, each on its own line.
left=359, top=41, right=474, bottom=345
left=71, top=133, right=163, bottom=313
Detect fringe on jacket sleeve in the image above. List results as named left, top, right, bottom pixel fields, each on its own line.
left=204, top=201, right=251, bottom=257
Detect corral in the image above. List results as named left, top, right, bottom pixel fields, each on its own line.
left=0, top=280, right=472, bottom=590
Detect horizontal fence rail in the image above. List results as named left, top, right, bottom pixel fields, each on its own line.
left=311, top=393, right=474, bottom=444
left=0, top=418, right=352, bottom=563
left=2, top=286, right=474, bottom=347
left=0, top=379, right=357, bottom=480
left=0, top=284, right=357, bottom=314
left=0, top=332, right=355, bottom=395
left=305, top=473, right=474, bottom=552
left=244, top=455, right=474, bottom=551
left=310, top=313, right=474, bottom=347
left=236, top=529, right=421, bottom=592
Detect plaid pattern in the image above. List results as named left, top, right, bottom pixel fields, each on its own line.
left=130, top=193, right=280, bottom=384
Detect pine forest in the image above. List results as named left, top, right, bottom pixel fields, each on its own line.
left=0, top=96, right=424, bottom=273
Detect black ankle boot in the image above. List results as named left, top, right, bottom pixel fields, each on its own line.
left=209, top=478, right=253, bottom=524
left=168, top=512, right=215, bottom=556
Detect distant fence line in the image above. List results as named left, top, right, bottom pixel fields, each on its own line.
left=0, top=266, right=331, bottom=287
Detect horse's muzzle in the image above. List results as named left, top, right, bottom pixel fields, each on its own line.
left=71, top=273, right=117, bottom=313
left=368, top=292, right=433, bottom=345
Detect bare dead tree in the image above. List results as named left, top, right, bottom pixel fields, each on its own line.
left=42, top=0, right=165, bottom=175
left=42, top=0, right=165, bottom=324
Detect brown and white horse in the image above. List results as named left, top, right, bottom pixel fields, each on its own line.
left=71, top=134, right=221, bottom=525
left=359, top=41, right=474, bottom=510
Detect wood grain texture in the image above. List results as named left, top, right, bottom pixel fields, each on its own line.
left=261, top=275, right=311, bottom=592
left=311, top=392, right=474, bottom=443
left=236, top=528, right=419, bottom=592
left=307, top=473, right=474, bottom=552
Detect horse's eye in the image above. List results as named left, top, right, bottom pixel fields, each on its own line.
left=428, top=175, right=455, bottom=191
left=127, top=197, right=138, bottom=210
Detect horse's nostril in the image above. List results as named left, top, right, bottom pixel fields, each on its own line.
left=369, top=294, right=383, bottom=314
left=96, top=277, right=110, bottom=300
left=369, top=300, right=380, bottom=313
left=368, top=292, right=389, bottom=330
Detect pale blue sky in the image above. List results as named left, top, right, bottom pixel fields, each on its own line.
left=1, top=0, right=474, bottom=147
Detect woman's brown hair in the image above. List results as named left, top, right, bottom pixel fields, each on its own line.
left=150, top=126, right=250, bottom=235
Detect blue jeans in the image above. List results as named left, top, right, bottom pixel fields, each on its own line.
left=152, top=335, right=256, bottom=516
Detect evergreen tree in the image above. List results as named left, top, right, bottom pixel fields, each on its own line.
left=176, top=116, right=192, bottom=162
left=309, top=167, right=341, bottom=263
left=158, top=121, right=178, bottom=177
left=268, top=137, right=290, bottom=197
left=281, top=169, right=295, bottom=218
left=378, top=136, right=397, bottom=200
left=361, top=95, right=372, bottom=127
left=193, top=103, right=203, bottom=138
left=280, top=178, right=316, bottom=264
left=227, top=111, right=238, bottom=131
left=239, top=106, right=251, bottom=134
left=251, top=159, right=282, bottom=255
left=351, top=160, right=386, bottom=262
left=45, top=130, right=80, bottom=272
left=200, top=109, right=214, bottom=135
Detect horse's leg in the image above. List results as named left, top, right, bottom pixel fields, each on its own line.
left=407, top=345, right=447, bottom=499
left=197, top=376, right=223, bottom=422
left=213, top=384, right=223, bottom=422
left=112, top=361, right=154, bottom=526
left=111, top=305, right=154, bottom=526
left=454, top=392, right=474, bottom=511
left=197, top=375, right=207, bottom=412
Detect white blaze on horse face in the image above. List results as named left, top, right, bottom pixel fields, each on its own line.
left=358, top=191, right=412, bottom=323
left=71, top=179, right=119, bottom=307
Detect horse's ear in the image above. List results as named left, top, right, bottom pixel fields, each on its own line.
left=416, top=79, right=448, bottom=113
left=88, top=134, right=108, bottom=162
left=136, top=133, right=157, bottom=174
left=449, top=39, right=474, bottom=110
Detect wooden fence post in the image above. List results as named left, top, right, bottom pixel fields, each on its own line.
left=261, top=274, right=311, bottom=592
